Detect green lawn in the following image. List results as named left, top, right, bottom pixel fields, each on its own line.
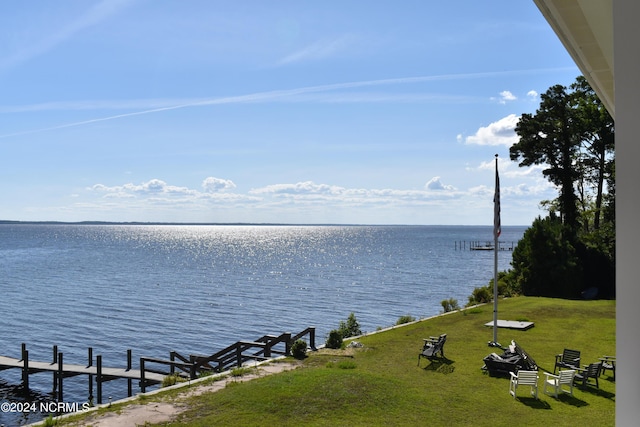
left=55, top=297, right=615, bottom=426
left=161, top=297, right=615, bottom=426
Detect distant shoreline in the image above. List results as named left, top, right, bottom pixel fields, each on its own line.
left=0, top=220, right=528, bottom=227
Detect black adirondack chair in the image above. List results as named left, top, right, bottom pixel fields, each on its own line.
left=554, top=348, right=581, bottom=373
left=575, top=361, right=602, bottom=388
left=418, top=333, right=447, bottom=366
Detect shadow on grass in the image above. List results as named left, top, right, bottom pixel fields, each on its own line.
left=577, top=386, right=616, bottom=400
left=554, top=394, right=589, bottom=407
left=517, top=397, right=552, bottom=409
left=421, top=358, right=455, bottom=374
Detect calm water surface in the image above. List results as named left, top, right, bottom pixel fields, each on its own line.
left=0, top=224, right=524, bottom=425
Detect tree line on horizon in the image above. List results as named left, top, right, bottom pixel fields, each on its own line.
left=472, top=75, right=615, bottom=303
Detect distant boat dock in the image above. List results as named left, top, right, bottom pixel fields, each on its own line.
left=0, top=327, right=316, bottom=405
left=455, top=241, right=515, bottom=251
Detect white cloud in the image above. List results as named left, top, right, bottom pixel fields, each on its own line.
left=249, top=181, right=345, bottom=195
left=202, top=177, right=236, bottom=193
left=498, top=90, right=517, bottom=103
left=464, top=114, right=520, bottom=146
left=527, top=90, right=538, bottom=101
left=91, top=179, right=198, bottom=197
left=490, top=90, right=517, bottom=104
left=425, top=177, right=456, bottom=191
left=66, top=175, right=554, bottom=224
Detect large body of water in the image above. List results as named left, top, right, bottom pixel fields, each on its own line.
left=0, top=223, right=524, bottom=425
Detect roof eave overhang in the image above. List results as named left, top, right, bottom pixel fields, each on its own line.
left=533, top=0, right=614, bottom=118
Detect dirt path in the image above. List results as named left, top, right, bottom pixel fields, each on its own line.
left=59, top=362, right=300, bottom=427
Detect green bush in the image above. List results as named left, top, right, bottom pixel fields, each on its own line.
left=290, top=339, right=308, bottom=359
left=441, top=298, right=460, bottom=312
left=325, top=329, right=343, bottom=349
left=338, top=312, right=362, bottom=338
left=467, top=287, right=492, bottom=306
left=161, top=374, right=184, bottom=387
left=396, top=314, right=416, bottom=325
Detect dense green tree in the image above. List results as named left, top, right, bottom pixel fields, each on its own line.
left=503, top=76, right=615, bottom=300
left=570, top=76, right=615, bottom=231
left=511, top=84, right=582, bottom=234
left=511, top=216, right=582, bottom=298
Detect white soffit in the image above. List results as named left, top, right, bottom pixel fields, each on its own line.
left=533, top=0, right=614, bottom=118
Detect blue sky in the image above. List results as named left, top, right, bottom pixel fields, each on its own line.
left=0, top=1, right=580, bottom=225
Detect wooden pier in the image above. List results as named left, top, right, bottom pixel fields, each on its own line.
left=0, top=344, right=165, bottom=404
left=454, top=241, right=515, bottom=251
left=0, top=327, right=316, bottom=405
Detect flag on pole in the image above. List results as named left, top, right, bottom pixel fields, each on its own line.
left=493, top=157, right=501, bottom=239
left=492, top=154, right=500, bottom=344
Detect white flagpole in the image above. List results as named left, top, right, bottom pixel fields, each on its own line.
left=493, top=154, right=500, bottom=344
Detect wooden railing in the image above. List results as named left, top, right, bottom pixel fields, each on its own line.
left=139, top=357, right=197, bottom=392
left=157, top=327, right=316, bottom=381
left=5, top=328, right=317, bottom=403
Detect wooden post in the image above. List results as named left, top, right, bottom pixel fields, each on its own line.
left=235, top=343, right=242, bottom=367
left=21, top=347, right=29, bottom=396
left=97, top=355, right=102, bottom=404
left=140, top=358, right=146, bottom=393
left=170, top=351, right=176, bottom=375
left=88, top=347, right=93, bottom=404
left=264, top=340, right=272, bottom=358
left=309, top=327, right=316, bottom=350
left=127, top=349, right=132, bottom=397
left=190, top=362, right=196, bottom=380
left=57, top=352, right=64, bottom=402
left=284, top=333, right=292, bottom=356
left=52, top=345, right=58, bottom=395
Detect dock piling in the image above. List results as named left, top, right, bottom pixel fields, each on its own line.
left=21, top=347, right=29, bottom=396
left=97, top=355, right=102, bottom=404
left=57, top=352, right=64, bottom=401
left=127, top=349, right=132, bottom=397
left=88, top=347, right=93, bottom=403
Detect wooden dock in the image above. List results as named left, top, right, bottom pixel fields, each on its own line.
left=0, top=327, right=317, bottom=406
left=0, top=355, right=164, bottom=382
left=455, top=241, right=515, bottom=251
left=0, top=344, right=166, bottom=404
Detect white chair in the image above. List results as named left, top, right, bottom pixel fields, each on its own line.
left=509, top=370, right=539, bottom=399
left=544, top=369, right=576, bottom=397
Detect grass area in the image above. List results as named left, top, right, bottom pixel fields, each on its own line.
left=56, top=297, right=616, bottom=426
